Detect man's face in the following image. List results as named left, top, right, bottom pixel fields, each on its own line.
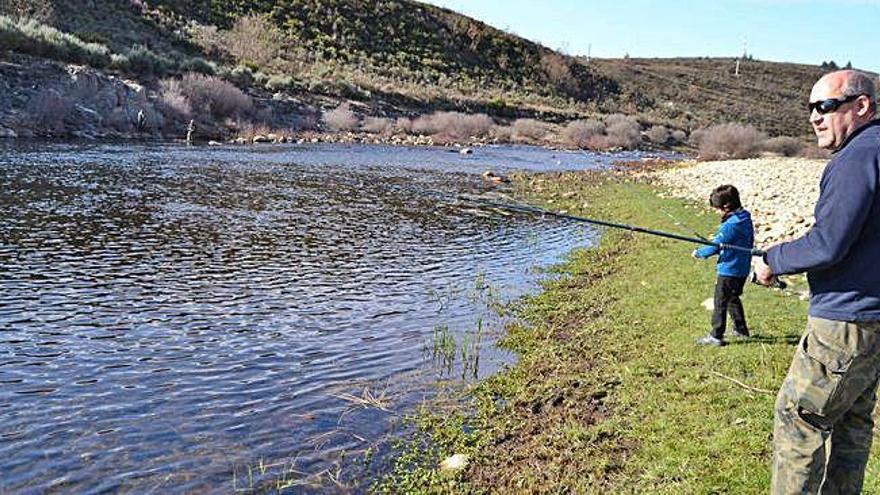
left=808, top=77, right=865, bottom=150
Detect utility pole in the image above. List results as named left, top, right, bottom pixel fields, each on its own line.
left=735, top=36, right=747, bottom=77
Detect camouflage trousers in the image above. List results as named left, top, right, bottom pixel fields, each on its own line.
left=772, top=317, right=880, bottom=494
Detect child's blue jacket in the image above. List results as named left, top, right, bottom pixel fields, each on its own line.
left=694, top=208, right=754, bottom=277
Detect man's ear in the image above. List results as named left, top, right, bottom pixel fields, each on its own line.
left=855, top=95, right=873, bottom=117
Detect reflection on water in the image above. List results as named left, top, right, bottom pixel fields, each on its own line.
left=0, top=142, right=663, bottom=492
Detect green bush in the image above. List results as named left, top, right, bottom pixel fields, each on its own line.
left=178, top=56, right=216, bottom=75
left=0, top=15, right=111, bottom=67
left=265, top=74, right=294, bottom=91
left=110, top=44, right=173, bottom=77
left=221, top=65, right=255, bottom=87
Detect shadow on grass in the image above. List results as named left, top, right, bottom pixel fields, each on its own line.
left=727, top=334, right=801, bottom=346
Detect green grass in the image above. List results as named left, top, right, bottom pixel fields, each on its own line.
left=376, top=171, right=880, bottom=493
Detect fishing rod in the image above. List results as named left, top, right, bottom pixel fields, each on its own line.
left=463, top=197, right=787, bottom=289
left=465, top=198, right=765, bottom=256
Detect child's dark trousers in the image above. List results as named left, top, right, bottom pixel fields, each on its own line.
left=711, top=275, right=748, bottom=338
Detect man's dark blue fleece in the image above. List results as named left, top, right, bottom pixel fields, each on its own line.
left=767, top=120, right=880, bottom=321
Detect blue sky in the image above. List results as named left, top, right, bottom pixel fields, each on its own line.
left=421, top=0, right=880, bottom=73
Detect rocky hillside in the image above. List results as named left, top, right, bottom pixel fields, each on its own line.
left=1, top=0, right=872, bottom=141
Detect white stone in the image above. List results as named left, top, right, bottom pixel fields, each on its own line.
left=439, top=453, right=468, bottom=471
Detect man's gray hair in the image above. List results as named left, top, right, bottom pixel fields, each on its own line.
left=842, top=70, right=877, bottom=115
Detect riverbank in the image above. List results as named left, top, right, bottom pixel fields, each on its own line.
left=377, top=160, right=880, bottom=493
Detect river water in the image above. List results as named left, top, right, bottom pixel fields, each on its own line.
left=0, top=142, right=667, bottom=493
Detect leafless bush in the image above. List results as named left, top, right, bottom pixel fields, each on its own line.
left=490, top=124, right=514, bottom=142
left=797, top=145, right=832, bottom=159
left=182, top=73, right=253, bottom=119
left=362, top=117, right=392, bottom=134
left=762, top=136, right=804, bottom=157
left=605, top=113, right=641, bottom=149
left=670, top=129, right=687, bottom=144
left=158, top=79, right=193, bottom=121
left=223, top=14, right=283, bottom=69
left=689, top=128, right=708, bottom=147
left=645, top=125, right=670, bottom=145
left=160, top=73, right=252, bottom=122
left=410, top=112, right=493, bottom=140
left=512, top=118, right=550, bottom=142
left=323, top=102, right=359, bottom=131
left=188, top=23, right=225, bottom=59
left=562, top=119, right=604, bottom=148
left=696, top=123, right=767, bottom=160
left=394, top=117, right=413, bottom=134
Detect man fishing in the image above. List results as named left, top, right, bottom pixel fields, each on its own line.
left=755, top=69, right=880, bottom=494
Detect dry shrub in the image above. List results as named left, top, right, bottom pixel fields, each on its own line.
left=491, top=124, right=514, bottom=142
left=394, top=117, right=413, bottom=134
left=797, top=145, right=832, bottom=159
left=562, top=119, right=604, bottom=148
left=323, top=102, right=359, bottom=131
left=188, top=23, right=225, bottom=59
left=695, top=123, right=767, bottom=160
left=235, top=121, right=293, bottom=141
left=410, top=112, right=493, bottom=140
left=512, top=118, right=549, bottom=142
left=605, top=114, right=641, bottom=149
left=158, top=79, right=192, bottom=121
left=160, top=73, right=252, bottom=122
left=362, top=117, right=392, bottom=134
left=670, top=129, right=687, bottom=144
left=180, top=72, right=253, bottom=119
left=689, top=128, right=708, bottom=147
left=762, top=136, right=804, bottom=157
left=223, top=14, right=283, bottom=69
left=645, top=125, right=670, bottom=145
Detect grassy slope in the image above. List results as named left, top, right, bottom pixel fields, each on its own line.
left=381, top=172, right=880, bottom=493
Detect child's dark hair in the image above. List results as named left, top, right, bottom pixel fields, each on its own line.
left=709, top=185, right=742, bottom=211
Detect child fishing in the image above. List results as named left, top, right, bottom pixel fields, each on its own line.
left=692, top=185, right=755, bottom=346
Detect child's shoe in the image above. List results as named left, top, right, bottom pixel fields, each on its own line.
left=696, top=335, right=725, bottom=346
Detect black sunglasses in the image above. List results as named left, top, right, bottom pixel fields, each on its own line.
left=808, top=94, right=864, bottom=114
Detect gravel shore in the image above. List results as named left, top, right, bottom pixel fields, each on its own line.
left=648, top=157, right=828, bottom=247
